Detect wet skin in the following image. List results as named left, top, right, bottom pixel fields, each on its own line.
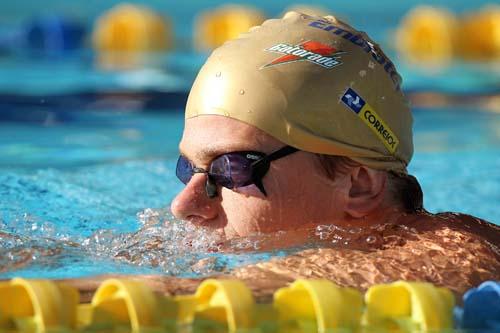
left=59, top=115, right=499, bottom=300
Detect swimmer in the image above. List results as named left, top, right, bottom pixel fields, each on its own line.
left=62, top=12, right=499, bottom=299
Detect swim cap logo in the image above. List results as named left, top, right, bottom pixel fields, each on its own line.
left=341, top=88, right=399, bottom=154
left=262, top=41, right=345, bottom=69
left=308, top=19, right=402, bottom=90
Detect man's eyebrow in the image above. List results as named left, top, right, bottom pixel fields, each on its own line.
left=177, top=145, right=228, bottom=161
left=194, top=147, right=223, bottom=161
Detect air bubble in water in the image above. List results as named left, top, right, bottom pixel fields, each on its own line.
left=137, top=208, right=161, bottom=226
left=348, top=227, right=362, bottom=234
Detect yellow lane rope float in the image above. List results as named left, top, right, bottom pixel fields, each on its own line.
left=363, top=281, right=454, bottom=332
left=395, top=6, right=458, bottom=64
left=0, top=277, right=461, bottom=333
left=91, top=3, right=172, bottom=69
left=396, top=5, right=500, bottom=63
left=0, top=278, right=79, bottom=332
left=193, top=5, right=266, bottom=51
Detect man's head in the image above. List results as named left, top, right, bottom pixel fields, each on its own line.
left=172, top=12, right=420, bottom=238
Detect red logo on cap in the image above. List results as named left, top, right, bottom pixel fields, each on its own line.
left=263, top=41, right=345, bottom=69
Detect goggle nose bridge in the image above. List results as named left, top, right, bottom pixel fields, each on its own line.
left=192, top=166, right=208, bottom=174
left=189, top=166, right=218, bottom=198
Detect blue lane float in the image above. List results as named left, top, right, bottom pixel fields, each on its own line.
left=0, top=14, right=86, bottom=57
left=24, top=15, right=86, bottom=55
left=456, top=280, right=500, bottom=331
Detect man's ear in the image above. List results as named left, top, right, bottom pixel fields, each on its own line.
left=345, top=166, right=387, bottom=218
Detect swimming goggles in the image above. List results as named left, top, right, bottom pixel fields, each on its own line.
left=175, top=146, right=298, bottom=198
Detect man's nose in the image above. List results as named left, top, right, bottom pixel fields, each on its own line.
left=171, top=174, right=219, bottom=220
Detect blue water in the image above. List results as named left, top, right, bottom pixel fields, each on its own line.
left=411, top=107, right=500, bottom=222
left=0, top=112, right=184, bottom=236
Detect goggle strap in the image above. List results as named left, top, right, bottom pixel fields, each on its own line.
left=250, top=146, right=297, bottom=197
left=251, top=146, right=298, bottom=171
left=253, top=178, right=267, bottom=197
left=266, top=146, right=299, bottom=162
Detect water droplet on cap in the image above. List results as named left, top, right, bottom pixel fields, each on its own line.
left=239, top=89, right=245, bottom=95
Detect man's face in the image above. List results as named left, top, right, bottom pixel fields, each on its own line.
left=171, top=115, right=348, bottom=239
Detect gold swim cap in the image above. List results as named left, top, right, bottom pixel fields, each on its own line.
left=186, top=12, right=413, bottom=173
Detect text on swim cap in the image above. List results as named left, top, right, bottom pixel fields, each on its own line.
left=341, top=88, right=399, bottom=153
left=309, top=20, right=401, bottom=91
left=262, top=41, right=345, bottom=69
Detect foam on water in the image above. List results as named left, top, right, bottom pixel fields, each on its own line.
left=0, top=207, right=291, bottom=278
left=81, top=208, right=226, bottom=274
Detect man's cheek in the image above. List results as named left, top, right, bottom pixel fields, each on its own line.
left=233, top=184, right=264, bottom=197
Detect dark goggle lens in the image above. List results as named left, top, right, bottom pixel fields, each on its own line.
left=175, top=146, right=296, bottom=197
left=176, top=155, right=193, bottom=184
left=210, top=153, right=255, bottom=188
left=176, top=152, right=265, bottom=190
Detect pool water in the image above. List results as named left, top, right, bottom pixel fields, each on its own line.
left=411, top=107, right=499, bottom=222
left=0, top=104, right=498, bottom=279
